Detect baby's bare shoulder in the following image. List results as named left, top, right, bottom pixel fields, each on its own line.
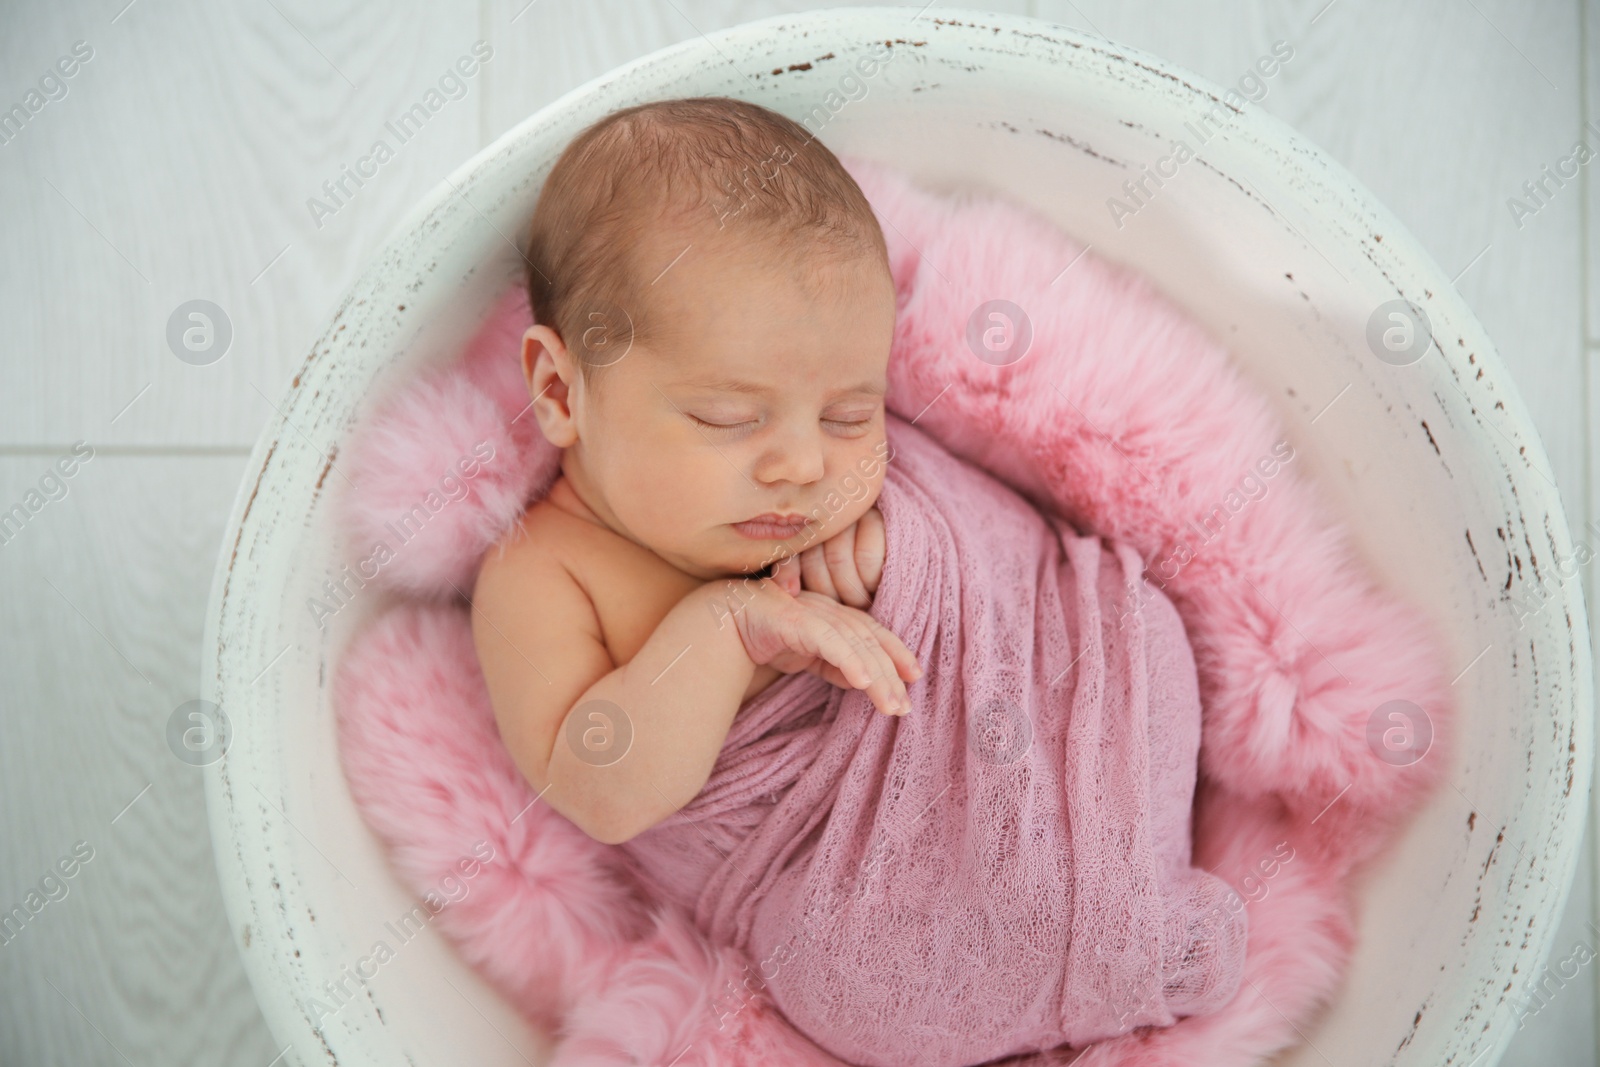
left=475, top=493, right=706, bottom=670
left=470, top=502, right=616, bottom=799
left=474, top=499, right=595, bottom=608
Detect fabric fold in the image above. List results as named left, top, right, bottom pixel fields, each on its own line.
left=618, top=413, right=1247, bottom=1067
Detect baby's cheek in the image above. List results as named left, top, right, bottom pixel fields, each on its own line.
left=837, top=468, right=870, bottom=505
left=619, top=449, right=715, bottom=520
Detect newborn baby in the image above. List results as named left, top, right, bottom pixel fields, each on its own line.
left=472, top=96, right=1245, bottom=1066
left=473, top=96, right=921, bottom=849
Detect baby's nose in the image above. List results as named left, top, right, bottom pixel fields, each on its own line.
left=755, top=432, right=825, bottom=486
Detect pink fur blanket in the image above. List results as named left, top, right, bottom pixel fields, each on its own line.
left=618, top=413, right=1247, bottom=1067
left=333, top=156, right=1452, bottom=1067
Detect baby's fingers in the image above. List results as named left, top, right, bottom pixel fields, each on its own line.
left=803, top=612, right=907, bottom=716
left=798, top=543, right=838, bottom=601
left=770, top=553, right=802, bottom=597
left=832, top=612, right=913, bottom=716
left=803, top=660, right=851, bottom=690
left=856, top=612, right=923, bottom=684
left=824, top=528, right=871, bottom=609
left=854, top=507, right=886, bottom=596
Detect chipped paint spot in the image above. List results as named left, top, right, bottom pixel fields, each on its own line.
left=314, top=445, right=339, bottom=494
left=1420, top=419, right=1440, bottom=456
left=1035, top=127, right=1127, bottom=167
left=1465, top=529, right=1487, bottom=582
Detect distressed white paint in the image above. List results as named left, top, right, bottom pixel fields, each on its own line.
left=201, top=9, right=1592, bottom=1067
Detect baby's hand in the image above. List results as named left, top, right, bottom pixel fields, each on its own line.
left=772, top=506, right=885, bottom=610
left=718, top=576, right=920, bottom=716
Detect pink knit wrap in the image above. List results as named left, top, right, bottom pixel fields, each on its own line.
left=618, top=415, right=1247, bottom=1067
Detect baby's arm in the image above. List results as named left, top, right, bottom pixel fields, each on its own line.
left=473, top=552, right=919, bottom=847
left=473, top=551, right=756, bottom=846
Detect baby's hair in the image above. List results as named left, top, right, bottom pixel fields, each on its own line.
left=521, top=95, right=889, bottom=389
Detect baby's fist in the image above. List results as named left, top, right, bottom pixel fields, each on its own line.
left=795, top=506, right=885, bottom=609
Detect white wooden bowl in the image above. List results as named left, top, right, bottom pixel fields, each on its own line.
left=202, top=8, right=1593, bottom=1066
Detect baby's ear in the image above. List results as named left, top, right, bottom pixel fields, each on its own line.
left=520, top=325, right=557, bottom=393
left=521, top=325, right=579, bottom=447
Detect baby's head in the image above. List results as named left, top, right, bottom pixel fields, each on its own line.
left=520, top=96, right=897, bottom=580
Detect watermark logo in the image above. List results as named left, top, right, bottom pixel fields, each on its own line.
left=1506, top=119, right=1600, bottom=231
left=711, top=40, right=902, bottom=233
left=1108, top=41, right=1295, bottom=229
left=1365, top=298, right=1432, bottom=367
left=0, top=840, right=95, bottom=948
left=574, top=300, right=634, bottom=369
left=166, top=699, right=231, bottom=766
left=0, top=40, right=94, bottom=149
left=307, top=440, right=497, bottom=630
left=1365, top=699, right=1432, bottom=766
left=966, top=697, right=1033, bottom=765
left=1113, top=440, right=1296, bottom=631
left=793, top=42, right=901, bottom=148
left=167, top=300, right=233, bottom=366
left=965, top=300, right=1032, bottom=366
left=1504, top=519, right=1600, bottom=631
left=713, top=140, right=797, bottom=229
left=565, top=699, right=632, bottom=767
left=1512, top=920, right=1600, bottom=1028
left=307, top=841, right=496, bottom=1023
left=306, top=41, right=493, bottom=230
left=0, top=441, right=95, bottom=549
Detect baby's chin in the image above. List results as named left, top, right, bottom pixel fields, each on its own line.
left=677, top=530, right=812, bottom=582
left=666, top=505, right=882, bottom=581
left=710, top=544, right=796, bottom=581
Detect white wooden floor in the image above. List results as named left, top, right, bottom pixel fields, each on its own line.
left=1, top=1, right=1595, bottom=1064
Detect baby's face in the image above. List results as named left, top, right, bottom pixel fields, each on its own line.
left=545, top=227, right=897, bottom=580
